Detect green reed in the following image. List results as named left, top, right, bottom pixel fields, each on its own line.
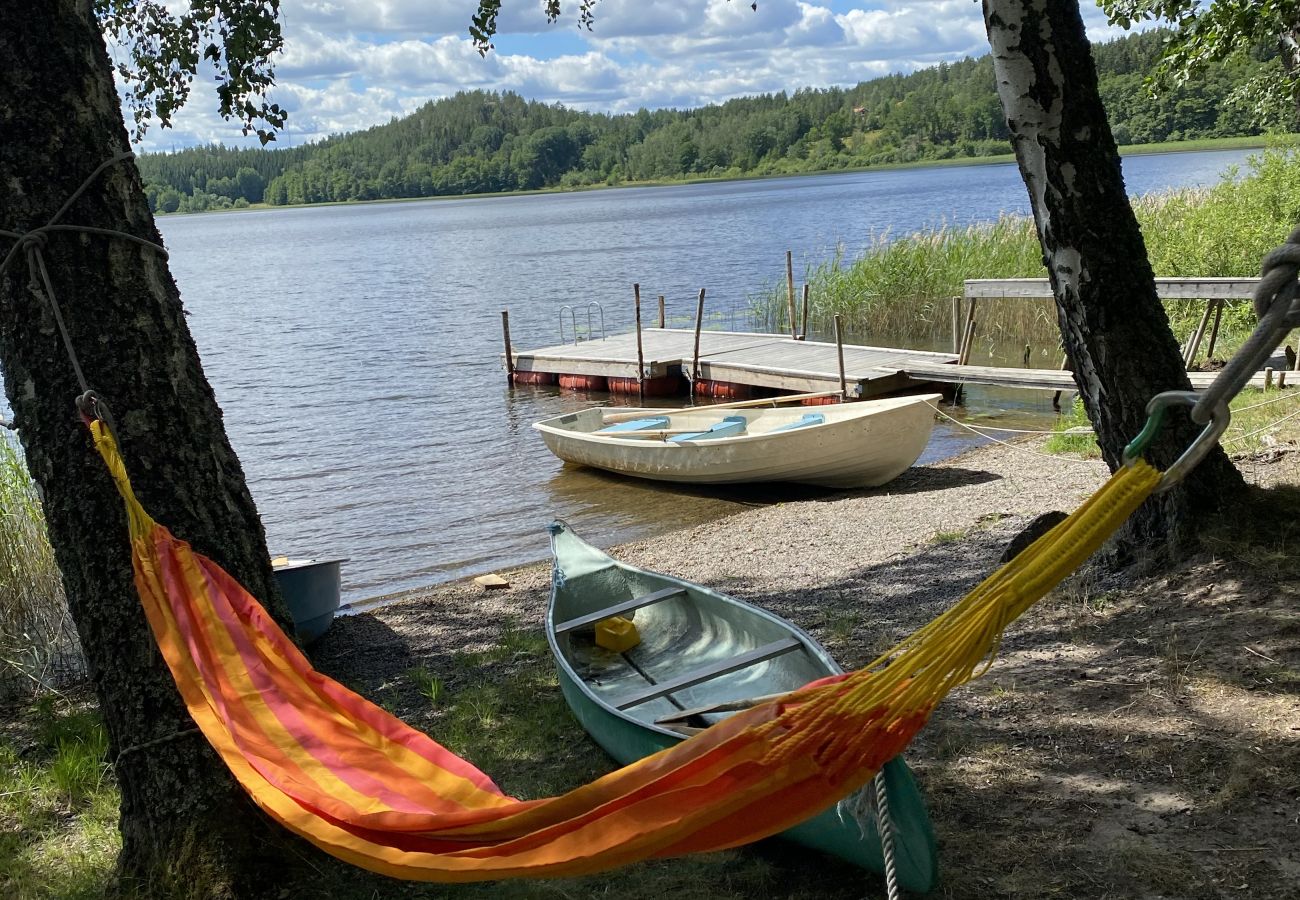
left=752, top=141, right=1300, bottom=358
left=0, top=433, right=78, bottom=697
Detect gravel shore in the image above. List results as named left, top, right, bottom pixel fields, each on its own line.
left=309, top=439, right=1300, bottom=900
left=316, top=437, right=1110, bottom=683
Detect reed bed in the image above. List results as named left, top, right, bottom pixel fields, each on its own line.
left=754, top=142, right=1300, bottom=358
left=0, top=433, right=80, bottom=698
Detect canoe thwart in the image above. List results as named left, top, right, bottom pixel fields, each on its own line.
left=553, top=586, right=687, bottom=635
left=615, top=636, right=805, bottom=710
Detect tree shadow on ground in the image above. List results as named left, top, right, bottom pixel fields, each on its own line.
left=734, top=513, right=1300, bottom=899
left=545, top=461, right=1002, bottom=510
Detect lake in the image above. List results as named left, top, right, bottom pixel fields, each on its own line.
left=149, top=148, right=1254, bottom=601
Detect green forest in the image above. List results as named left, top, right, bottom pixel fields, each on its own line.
left=138, top=29, right=1283, bottom=214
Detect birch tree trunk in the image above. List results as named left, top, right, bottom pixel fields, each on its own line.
left=981, top=0, right=1244, bottom=554
left=0, top=2, right=310, bottom=892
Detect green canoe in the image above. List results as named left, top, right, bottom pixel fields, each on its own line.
left=546, top=521, right=939, bottom=893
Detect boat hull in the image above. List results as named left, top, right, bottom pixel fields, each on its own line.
left=533, top=394, right=941, bottom=487
left=546, top=523, right=939, bottom=893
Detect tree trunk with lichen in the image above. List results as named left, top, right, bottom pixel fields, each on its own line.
left=0, top=2, right=311, bottom=894
left=981, top=0, right=1244, bottom=557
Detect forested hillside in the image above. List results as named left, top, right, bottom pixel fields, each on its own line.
left=139, top=29, right=1277, bottom=213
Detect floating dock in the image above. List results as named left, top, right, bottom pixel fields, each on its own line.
left=505, top=327, right=1292, bottom=397
left=505, top=328, right=958, bottom=398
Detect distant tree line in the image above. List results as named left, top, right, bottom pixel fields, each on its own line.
left=138, top=29, right=1282, bottom=213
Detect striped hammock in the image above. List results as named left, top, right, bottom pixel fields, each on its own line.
left=90, top=419, right=1159, bottom=880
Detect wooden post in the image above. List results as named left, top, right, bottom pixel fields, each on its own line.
left=691, top=288, right=706, bottom=397
left=501, top=310, right=515, bottom=381
left=657, top=294, right=666, bottom=329
left=1051, top=350, right=1071, bottom=412
left=951, top=297, right=962, bottom=354
left=1265, top=366, right=1275, bottom=390
left=1279, top=370, right=1288, bottom=389
left=1205, top=298, right=1225, bottom=361
left=800, top=284, right=810, bottom=341
left=786, top=250, right=797, bottom=338
left=834, top=314, right=848, bottom=399
left=1184, top=300, right=1215, bottom=367
left=958, top=297, right=978, bottom=364
left=634, top=283, right=645, bottom=399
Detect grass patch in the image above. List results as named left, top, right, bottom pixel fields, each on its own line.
left=0, top=694, right=118, bottom=899
left=422, top=622, right=608, bottom=799
left=1044, top=398, right=1102, bottom=458
left=823, top=608, right=862, bottom=644
left=1222, top=386, right=1300, bottom=454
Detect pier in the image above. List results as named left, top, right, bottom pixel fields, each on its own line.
left=502, top=275, right=1295, bottom=400
left=504, top=328, right=958, bottom=398
left=505, top=329, right=1290, bottom=397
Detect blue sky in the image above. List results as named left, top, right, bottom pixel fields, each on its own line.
left=124, top=1, right=1134, bottom=152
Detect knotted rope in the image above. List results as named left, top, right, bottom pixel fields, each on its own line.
left=0, top=152, right=168, bottom=414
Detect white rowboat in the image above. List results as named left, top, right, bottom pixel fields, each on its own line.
left=533, top=393, right=941, bottom=488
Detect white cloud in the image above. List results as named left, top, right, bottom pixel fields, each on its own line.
left=127, top=1, right=1153, bottom=151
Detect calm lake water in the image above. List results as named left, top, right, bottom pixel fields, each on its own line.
left=146, top=148, right=1253, bottom=601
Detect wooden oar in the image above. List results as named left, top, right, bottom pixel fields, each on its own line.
left=600, top=390, right=843, bottom=424
left=653, top=691, right=787, bottom=725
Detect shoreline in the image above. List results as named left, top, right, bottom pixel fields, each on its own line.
left=151, top=136, right=1270, bottom=219
left=334, top=435, right=1109, bottom=637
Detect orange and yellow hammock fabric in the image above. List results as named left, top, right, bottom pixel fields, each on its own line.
left=91, top=419, right=1160, bottom=881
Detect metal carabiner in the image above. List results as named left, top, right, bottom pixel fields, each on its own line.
left=1122, top=390, right=1231, bottom=494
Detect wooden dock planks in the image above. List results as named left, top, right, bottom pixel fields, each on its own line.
left=508, top=326, right=1292, bottom=397
left=508, top=328, right=957, bottom=397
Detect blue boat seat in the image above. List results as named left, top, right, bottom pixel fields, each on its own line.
left=768, top=413, right=825, bottom=433
left=667, top=415, right=747, bottom=444
left=596, top=416, right=670, bottom=434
